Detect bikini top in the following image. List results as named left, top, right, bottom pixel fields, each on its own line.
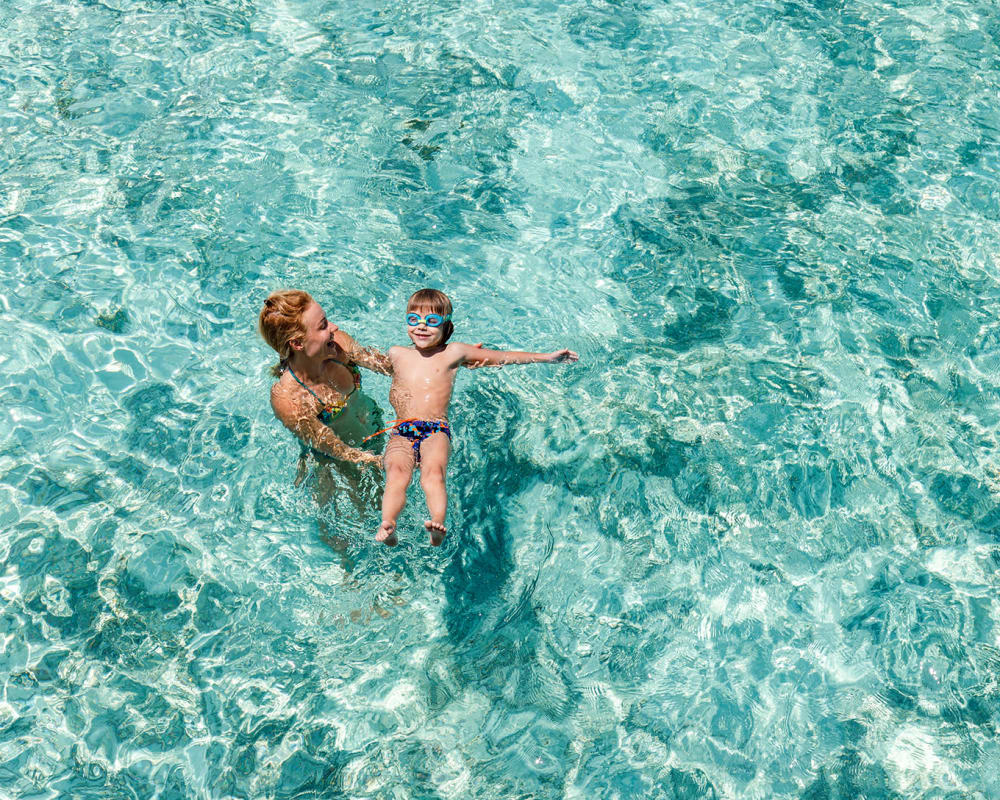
left=286, top=361, right=361, bottom=425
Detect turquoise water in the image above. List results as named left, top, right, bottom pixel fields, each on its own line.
left=2, top=0, right=1000, bottom=796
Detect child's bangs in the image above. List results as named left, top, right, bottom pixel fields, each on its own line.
left=406, top=289, right=452, bottom=317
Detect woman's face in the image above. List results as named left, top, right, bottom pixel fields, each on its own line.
left=294, top=301, right=338, bottom=358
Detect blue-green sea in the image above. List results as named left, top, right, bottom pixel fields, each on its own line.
left=3, top=0, right=1000, bottom=797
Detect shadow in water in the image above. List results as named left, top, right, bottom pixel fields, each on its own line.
left=438, top=384, right=578, bottom=794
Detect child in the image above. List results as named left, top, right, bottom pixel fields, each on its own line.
left=374, top=288, right=578, bottom=546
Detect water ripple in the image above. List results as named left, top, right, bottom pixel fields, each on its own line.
left=3, top=0, right=1000, bottom=796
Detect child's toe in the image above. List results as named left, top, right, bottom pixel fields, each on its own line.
left=376, top=521, right=398, bottom=545
left=424, top=520, right=447, bottom=545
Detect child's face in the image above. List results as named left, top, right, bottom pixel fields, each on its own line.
left=406, top=308, right=446, bottom=349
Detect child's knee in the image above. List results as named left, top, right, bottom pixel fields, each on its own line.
left=386, top=462, right=412, bottom=484
left=419, top=466, right=445, bottom=490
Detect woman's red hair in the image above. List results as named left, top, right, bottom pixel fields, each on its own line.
left=259, top=289, right=314, bottom=376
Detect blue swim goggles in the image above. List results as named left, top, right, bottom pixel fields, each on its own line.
left=405, top=312, right=451, bottom=328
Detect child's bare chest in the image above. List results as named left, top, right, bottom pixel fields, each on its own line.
left=394, top=353, right=455, bottom=385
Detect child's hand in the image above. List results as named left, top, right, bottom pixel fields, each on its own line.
left=363, top=454, right=384, bottom=470
left=548, top=348, right=579, bottom=363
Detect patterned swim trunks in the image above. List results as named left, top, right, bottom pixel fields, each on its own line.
left=393, top=420, right=451, bottom=464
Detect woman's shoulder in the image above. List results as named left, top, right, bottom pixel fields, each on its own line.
left=270, top=373, right=301, bottom=416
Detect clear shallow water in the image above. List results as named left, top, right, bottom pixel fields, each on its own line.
left=2, top=0, right=1000, bottom=796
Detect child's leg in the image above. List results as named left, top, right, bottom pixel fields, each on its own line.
left=417, top=432, right=451, bottom=546
left=377, top=437, right=415, bottom=546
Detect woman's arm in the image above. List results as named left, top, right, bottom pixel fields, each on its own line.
left=271, top=386, right=382, bottom=468
left=335, top=330, right=393, bottom=375
left=459, top=343, right=579, bottom=368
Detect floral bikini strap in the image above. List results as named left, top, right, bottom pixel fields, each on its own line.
left=286, top=365, right=323, bottom=402
left=340, top=360, right=362, bottom=389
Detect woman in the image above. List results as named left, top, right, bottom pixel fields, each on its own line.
left=259, top=289, right=389, bottom=515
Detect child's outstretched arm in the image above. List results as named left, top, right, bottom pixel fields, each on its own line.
left=458, top=343, right=579, bottom=368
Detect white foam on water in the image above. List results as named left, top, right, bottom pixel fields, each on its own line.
left=885, top=724, right=963, bottom=794
left=260, top=0, right=327, bottom=57
left=926, top=546, right=990, bottom=588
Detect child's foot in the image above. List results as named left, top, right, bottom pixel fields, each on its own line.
left=424, top=520, right=447, bottom=546
left=376, top=520, right=397, bottom=546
